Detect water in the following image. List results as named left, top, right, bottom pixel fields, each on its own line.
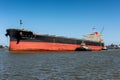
left=0, top=49, right=120, bottom=80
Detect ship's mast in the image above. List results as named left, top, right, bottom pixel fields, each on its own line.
left=20, top=20, right=23, bottom=29
left=100, top=27, right=104, bottom=35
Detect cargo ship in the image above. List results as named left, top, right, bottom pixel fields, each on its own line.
left=5, top=21, right=104, bottom=51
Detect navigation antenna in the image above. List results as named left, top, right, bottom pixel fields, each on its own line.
left=20, top=20, right=23, bottom=29
left=100, top=27, right=104, bottom=34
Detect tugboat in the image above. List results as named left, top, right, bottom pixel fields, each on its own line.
left=102, top=46, right=108, bottom=50
left=75, top=41, right=92, bottom=51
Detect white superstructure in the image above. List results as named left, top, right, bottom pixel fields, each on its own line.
left=84, top=32, right=103, bottom=42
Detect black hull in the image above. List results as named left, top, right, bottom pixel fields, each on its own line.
left=75, top=47, right=92, bottom=51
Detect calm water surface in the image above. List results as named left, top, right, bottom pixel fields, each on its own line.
left=0, top=49, right=120, bottom=80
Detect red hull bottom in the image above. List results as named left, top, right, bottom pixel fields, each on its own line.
left=9, top=41, right=102, bottom=51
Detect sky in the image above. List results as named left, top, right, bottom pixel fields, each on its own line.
left=0, top=0, right=120, bottom=46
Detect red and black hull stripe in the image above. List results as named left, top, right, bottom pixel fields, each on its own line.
left=6, top=29, right=104, bottom=51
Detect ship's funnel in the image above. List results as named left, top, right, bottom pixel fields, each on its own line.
left=94, top=32, right=98, bottom=35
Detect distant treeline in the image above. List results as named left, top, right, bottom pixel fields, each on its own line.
left=0, top=45, right=8, bottom=48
